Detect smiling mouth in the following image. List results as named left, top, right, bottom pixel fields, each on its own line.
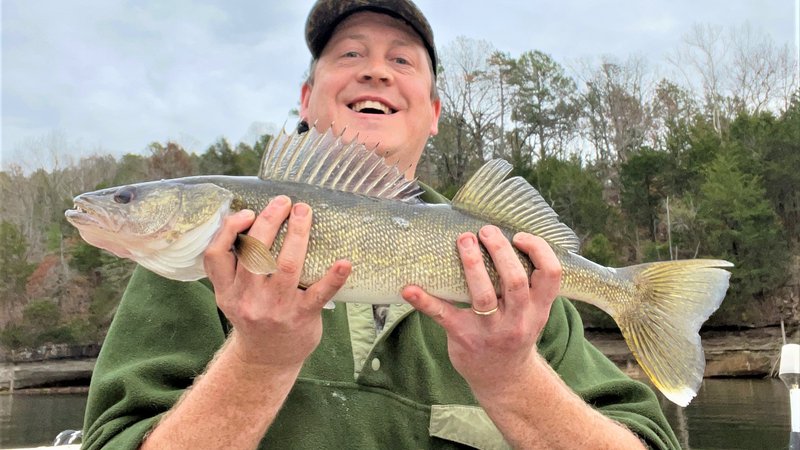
left=349, top=100, right=396, bottom=115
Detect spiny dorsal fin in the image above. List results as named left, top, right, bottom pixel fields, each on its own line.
left=451, top=159, right=581, bottom=252
left=259, top=126, right=423, bottom=203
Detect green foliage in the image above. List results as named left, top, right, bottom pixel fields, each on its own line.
left=506, top=51, right=582, bottom=161
left=197, top=137, right=269, bottom=177
left=526, top=157, right=611, bottom=236
left=235, top=140, right=265, bottom=176
left=199, top=138, right=239, bottom=175
left=22, top=299, right=61, bottom=329
left=620, top=148, right=672, bottom=241
left=759, top=103, right=800, bottom=244
left=45, top=223, right=63, bottom=252
left=659, top=116, right=720, bottom=197
left=641, top=241, right=671, bottom=263
left=0, top=324, right=27, bottom=349
left=69, top=240, right=104, bottom=274
left=698, top=154, right=790, bottom=305
left=658, top=195, right=704, bottom=260
left=581, top=234, right=619, bottom=267
left=0, top=221, right=35, bottom=303
left=0, top=300, right=64, bottom=349
left=114, top=153, right=149, bottom=184
left=64, top=318, right=101, bottom=344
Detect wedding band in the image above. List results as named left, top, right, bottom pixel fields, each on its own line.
left=471, top=305, right=499, bottom=316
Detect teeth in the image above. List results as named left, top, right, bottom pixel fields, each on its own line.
left=351, top=100, right=392, bottom=114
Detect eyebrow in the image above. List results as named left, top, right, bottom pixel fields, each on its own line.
left=337, top=33, right=416, bottom=48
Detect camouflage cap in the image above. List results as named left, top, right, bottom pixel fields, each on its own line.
left=305, top=0, right=437, bottom=75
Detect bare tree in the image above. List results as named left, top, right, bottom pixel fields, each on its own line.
left=578, top=56, right=656, bottom=176
left=728, top=24, right=798, bottom=113
left=668, top=22, right=798, bottom=131
left=146, top=141, right=196, bottom=179
left=427, top=37, right=504, bottom=188
left=668, top=24, right=730, bottom=134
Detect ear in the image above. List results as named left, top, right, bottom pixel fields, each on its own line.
left=429, top=97, right=442, bottom=136
left=300, top=82, right=312, bottom=120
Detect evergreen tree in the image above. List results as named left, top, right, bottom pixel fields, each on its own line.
left=699, top=154, right=790, bottom=309
left=0, top=221, right=35, bottom=304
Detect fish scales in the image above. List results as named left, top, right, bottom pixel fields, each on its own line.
left=191, top=175, right=532, bottom=304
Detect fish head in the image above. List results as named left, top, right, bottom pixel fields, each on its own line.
left=66, top=180, right=234, bottom=279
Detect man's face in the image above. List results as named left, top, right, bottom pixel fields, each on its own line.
left=300, top=11, right=441, bottom=178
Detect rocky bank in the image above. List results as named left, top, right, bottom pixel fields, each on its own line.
left=1, top=326, right=796, bottom=393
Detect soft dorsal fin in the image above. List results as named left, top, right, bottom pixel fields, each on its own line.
left=451, top=159, right=581, bottom=252
left=259, top=126, right=423, bottom=203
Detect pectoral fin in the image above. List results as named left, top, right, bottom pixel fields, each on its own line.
left=234, top=234, right=278, bottom=276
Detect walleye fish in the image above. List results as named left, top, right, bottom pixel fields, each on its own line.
left=65, top=126, right=732, bottom=406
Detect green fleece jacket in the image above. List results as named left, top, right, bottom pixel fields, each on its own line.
left=81, top=188, right=680, bottom=450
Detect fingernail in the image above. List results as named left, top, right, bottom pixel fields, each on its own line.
left=273, top=195, right=289, bottom=206
left=238, top=209, right=255, bottom=219
left=480, top=226, right=497, bottom=238
left=293, top=203, right=309, bottom=217
left=458, top=234, right=476, bottom=249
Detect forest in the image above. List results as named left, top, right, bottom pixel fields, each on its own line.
left=1, top=25, right=798, bottom=351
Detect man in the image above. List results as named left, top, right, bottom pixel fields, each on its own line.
left=82, top=1, right=680, bottom=448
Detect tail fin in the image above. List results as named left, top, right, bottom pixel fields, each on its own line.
left=615, top=259, right=733, bottom=406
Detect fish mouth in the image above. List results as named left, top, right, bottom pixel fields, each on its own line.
left=65, top=197, right=118, bottom=231
left=348, top=98, right=397, bottom=115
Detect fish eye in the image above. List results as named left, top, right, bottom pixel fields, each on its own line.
left=113, top=188, right=135, bottom=204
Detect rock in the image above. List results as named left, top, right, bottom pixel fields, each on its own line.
left=587, top=326, right=791, bottom=379
left=0, top=359, right=95, bottom=392
left=704, top=351, right=775, bottom=377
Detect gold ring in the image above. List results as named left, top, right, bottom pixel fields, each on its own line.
left=471, top=305, right=499, bottom=316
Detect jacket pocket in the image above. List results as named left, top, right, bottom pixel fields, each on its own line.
left=429, top=404, right=511, bottom=450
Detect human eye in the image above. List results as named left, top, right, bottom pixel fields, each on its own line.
left=393, top=56, right=410, bottom=65
left=342, top=50, right=361, bottom=58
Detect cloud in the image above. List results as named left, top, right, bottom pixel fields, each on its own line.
left=2, top=0, right=795, bottom=170
left=2, top=0, right=311, bottom=167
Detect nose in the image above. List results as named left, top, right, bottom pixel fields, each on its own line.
left=358, top=57, right=393, bottom=85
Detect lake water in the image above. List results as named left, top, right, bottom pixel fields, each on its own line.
left=0, top=379, right=794, bottom=449
left=660, top=379, right=793, bottom=449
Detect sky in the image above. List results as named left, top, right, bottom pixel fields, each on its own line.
left=2, top=0, right=797, bottom=171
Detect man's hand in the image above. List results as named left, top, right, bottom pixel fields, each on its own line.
left=403, top=227, right=647, bottom=449
left=204, top=195, right=352, bottom=370
left=144, top=197, right=352, bottom=449
left=401, top=225, right=561, bottom=394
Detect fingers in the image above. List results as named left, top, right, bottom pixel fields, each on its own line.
left=478, top=225, right=529, bottom=312
left=233, top=196, right=293, bottom=283
left=204, top=209, right=256, bottom=287
left=457, top=232, right=498, bottom=315
left=513, top=233, right=562, bottom=312
left=270, top=203, right=314, bottom=292
left=304, top=260, right=352, bottom=310
left=247, top=195, right=292, bottom=244
left=402, top=285, right=458, bottom=329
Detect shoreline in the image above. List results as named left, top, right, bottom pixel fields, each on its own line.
left=586, top=325, right=792, bottom=380
left=1, top=326, right=795, bottom=393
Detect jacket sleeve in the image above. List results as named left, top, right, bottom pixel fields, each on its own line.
left=81, top=266, right=227, bottom=450
left=539, top=298, right=682, bottom=450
